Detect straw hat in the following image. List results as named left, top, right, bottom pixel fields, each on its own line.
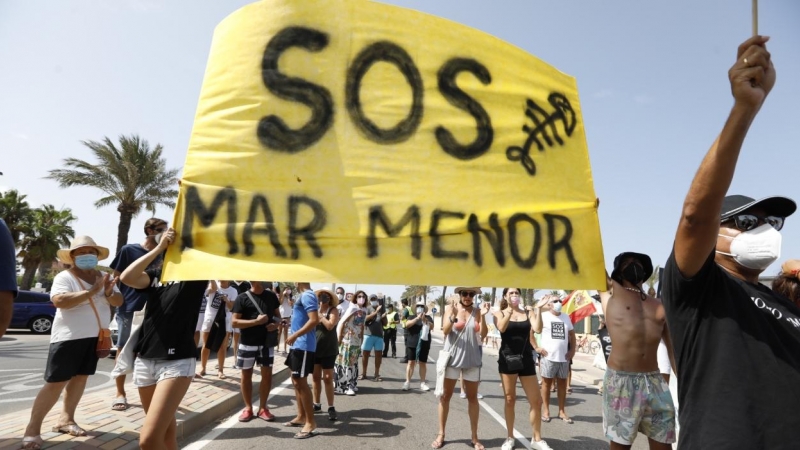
left=315, top=289, right=339, bottom=308
left=57, top=236, right=110, bottom=264
left=454, top=287, right=482, bottom=294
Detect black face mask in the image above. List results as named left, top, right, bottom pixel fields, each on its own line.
left=621, top=262, right=646, bottom=285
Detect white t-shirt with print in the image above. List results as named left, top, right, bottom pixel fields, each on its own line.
left=50, top=270, right=119, bottom=344
left=540, top=311, right=573, bottom=363
left=201, top=285, right=237, bottom=332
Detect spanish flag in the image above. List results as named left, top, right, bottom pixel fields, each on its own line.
left=562, top=290, right=596, bottom=324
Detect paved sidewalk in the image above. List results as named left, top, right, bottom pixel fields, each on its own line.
left=0, top=353, right=291, bottom=450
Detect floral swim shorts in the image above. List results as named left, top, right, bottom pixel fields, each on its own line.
left=602, top=367, right=676, bottom=445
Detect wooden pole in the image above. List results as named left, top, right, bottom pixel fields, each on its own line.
left=752, top=0, right=758, bottom=36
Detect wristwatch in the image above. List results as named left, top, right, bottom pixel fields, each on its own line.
left=449, top=316, right=457, bottom=324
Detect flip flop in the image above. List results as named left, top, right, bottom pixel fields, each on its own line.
left=283, top=421, right=305, bottom=427
left=111, top=396, right=129, bottom=411
left=431, top=433, right=445, bottom=449
left=293, top=430, right=318, bottom=439
left=21, top=436, right=43, bottom=450
left=471, top=441, right=485, bottom=450
left=217, top=372, right=226, bottom=380
left=52, top=423, right=86, bottom=436
left=541, top=416, right=551, bottom=423
left=357, top=375, right=365, bottom=380
left=559, top=416, right=574, bottom=424
left=374, top=375, right=383, bottom=382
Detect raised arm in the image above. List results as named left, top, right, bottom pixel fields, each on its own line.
left=674, top=36, right=774, bottom=278
left=120, top=228, right=174, bottom=289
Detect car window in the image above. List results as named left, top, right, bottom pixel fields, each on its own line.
left=14, top=292, right=52, bottom=304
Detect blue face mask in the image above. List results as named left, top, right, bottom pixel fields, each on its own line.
left=74, top=254, right=98, bottom=270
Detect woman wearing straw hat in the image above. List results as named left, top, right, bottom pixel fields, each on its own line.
left=22, top=236, right=122, bottom=450
left=311, top=288, right=340, bottom=421
left=431, top=287, right=489, bottom=450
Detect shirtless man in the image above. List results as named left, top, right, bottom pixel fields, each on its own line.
left=599, top=252, right=676, bottom=450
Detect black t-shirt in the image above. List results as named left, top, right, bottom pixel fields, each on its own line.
left=233, top=290, right=280, bottom=347
left=135, top=270, right=207, bottom=360
left=404, top=314, right=433, bottom=349
left=663, top=250, right=800, bottom=449
left=232, top=281, right=251, bottom=295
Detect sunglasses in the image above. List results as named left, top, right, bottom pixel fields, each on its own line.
left=460, top=292, right=476, bottom=297
left=723, top=214, right=784, bottom=232
left=357, top=295, right=366, bottom=298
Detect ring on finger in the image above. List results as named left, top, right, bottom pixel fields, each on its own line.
left=743, top=57, right=749, bottom=66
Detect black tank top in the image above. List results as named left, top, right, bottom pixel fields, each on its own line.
left=499, top=312, right=532, bottom=357
left=315, top=308, right=339, bottom=358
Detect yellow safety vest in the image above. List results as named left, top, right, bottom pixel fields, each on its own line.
left=384, top=311, right=398, bottom=330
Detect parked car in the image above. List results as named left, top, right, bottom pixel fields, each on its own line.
left=10, top=291, right=55, bottom=334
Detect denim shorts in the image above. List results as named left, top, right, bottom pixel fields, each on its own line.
left=361, top=335, right=384, bottom=352
left=133, top=357, right=196, bottom=387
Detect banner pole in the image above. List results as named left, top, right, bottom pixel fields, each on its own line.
left=752, top=0, right=758, bottom=36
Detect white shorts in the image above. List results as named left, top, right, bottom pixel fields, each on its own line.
left=225, top=314, right=233, bottom=333
left=195, top=313, right=204, bottom=332
left=657, top=341, right=671, bottom=375
left=445, top=366, right=481, bottom=382
left=133, top=357, right=196, bottom=387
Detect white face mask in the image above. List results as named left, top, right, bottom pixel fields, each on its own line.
left=717, top=224, right=782, bottom=270
left=551, top=303, right=563, bottom=313
left=416, top=307, right=425, bottom=314
left=337, top=294, right=344, bottom=300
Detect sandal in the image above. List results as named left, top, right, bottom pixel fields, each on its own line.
left=283, top=421, right=305, bottom=427
left=52, top=423, right=86, bottom=436
left=217, top=372, right=226, bottom=380
left=431, top=433, right=445, bottom=449
left=293, top=430, right=318, bottom=439
left=471, top=441, right=485, bottom=450
left=542, top=416, right=551, bottom=423
left=111, top=396, right=129, bottom=411
left=374, top=375, right=383, bottom=382
left=559, top=415, right=574, bottom=424
left=357, top=374, right=365, bottom=380
left=21, top=436, right=43, bottom=450
left=567, top=388, right=573, bottom=394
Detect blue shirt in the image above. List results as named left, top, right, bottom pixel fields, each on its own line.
left=290, top=290, right=319, bottom=352
left=0, top=220, right=17, bottom=297
left=110, top=244, right=162, bottom=313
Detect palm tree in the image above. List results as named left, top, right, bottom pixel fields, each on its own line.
left=18, top=205, right=76, bottom=290
left=0, top=189, right=33, bottom=245
left=46, top=134, right=179, bottom=253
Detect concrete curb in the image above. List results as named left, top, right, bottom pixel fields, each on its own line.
left=177, top=365, right=293, bottom=441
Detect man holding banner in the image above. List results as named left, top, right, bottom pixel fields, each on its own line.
left=599, top=252, right=676, bottom=449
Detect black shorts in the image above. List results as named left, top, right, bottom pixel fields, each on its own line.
left=286, top=349, right=315, bottom=378
left=409, top=341, right=431, bottom=363
left=203, top=322, right=226, bottom=352
left=44, top=337, right=99, bottom=382
left=314, top=354, right=336, bottom=369
left=498, top=353, right=537, bottom=377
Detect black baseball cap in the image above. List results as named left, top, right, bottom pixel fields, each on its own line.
left=611, top=252, right=653, bottom=281
left=720, top=195, right=796, bottom=221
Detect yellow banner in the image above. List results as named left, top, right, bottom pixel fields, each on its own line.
left=164, top=0, right=606, bottom=289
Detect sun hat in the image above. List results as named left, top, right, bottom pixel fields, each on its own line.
left=611, top=252, right=654, bottom=281
left=314, top=289, right=339, bottom=308
left=57, top=236, right=110, bottom=264
left=454, top=287, right=482, bottom=294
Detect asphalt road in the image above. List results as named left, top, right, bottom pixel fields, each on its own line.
left=182, top=334, right=650, bottom=450
left=0, top=331, right=119, bottom=415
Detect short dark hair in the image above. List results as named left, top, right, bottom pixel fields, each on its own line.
left=144, top=218, right=167, bottom=236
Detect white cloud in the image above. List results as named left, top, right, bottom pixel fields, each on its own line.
left=593, top=89, right=614, bottom=99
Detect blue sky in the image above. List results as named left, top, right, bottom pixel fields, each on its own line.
left=1, top=0, right=798, bottom=301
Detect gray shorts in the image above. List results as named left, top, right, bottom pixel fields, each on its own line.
left=540, top=358, right=569, bottom=379
left=133, top=357, right=196, bottom=387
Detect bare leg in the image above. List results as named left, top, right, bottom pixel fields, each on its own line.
left=501, top=374, right=518, bottom=438
left=114, top=375, right=127, bottom=401
left=138, top=376, right=192, bottom=450
left=362, top=350, right=370, bottom=378
left=406, top=361, right=416, bottom=383
left=662, top=373, right=670, bottom=384
left=541, top=377, right=553, bottom=419
left=312, top=365, right=323, bottom=404
left=291, top=376, right=317, bottom=433
left=419, top=362, right=427, bottom=383
left=194, top=331, right=200, bottom=348
left=463, top=379, right=482, bottom=446
left=374, top=352, right=382, bottom=378
left=240, top=369, right=253, bottom=411
left=217, top=335, right=228, bottom=375
left=610, top=442, right=632, bottom=450
left=556, top=377, right=570, bottom=421
left=435, top=377, right=458, bottom=446
left=232, top=333, right=240, bottom=361
left=647, top=438, right=673, bottom=450
left=58, top=375, right=88, bottom=426
left=24, top=381, right=67, bottom=436
left=519, top=375, right=544, bottom=442
left=322, top=368, right=335, bottom=407
left=199, top=332, right=210, bottom=374
left=258, top=366, right=273, bottom=411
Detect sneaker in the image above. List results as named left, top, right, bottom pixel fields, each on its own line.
left=238, top=408, right=254, bottom=422
left=531, top=439, right=552, bottom=450
left=459, top=392, right=467, bottom=399
left=328, top=407, right=337, bottom=421
left=345, top=388, right=356, bottom=396
left=256, top=409, right=275, bottom=422
left=420, top=382, right=430, bottom=392
left=402, top=381, right=410, bottom=391
left=313, top=403, right=322, bottom=412
left=353, top=386, right=358, bottom=392
left=501, top=437, right=515, bottom=450
left=477, top=393, right=484, bottom=399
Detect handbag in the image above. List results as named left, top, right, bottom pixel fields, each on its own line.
left=71, top=272, right=112, bottom=358
left=246, top=291, right=279, bottom=348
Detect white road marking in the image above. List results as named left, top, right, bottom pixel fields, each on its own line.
left=479, top=399, right=532, bottom=450
left=182, top=377, right=293, bottom=450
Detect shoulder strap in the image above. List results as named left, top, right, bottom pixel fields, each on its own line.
left=246, top=291, right=265, bottom=315
left=69, top=271, right=104, bottom=329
